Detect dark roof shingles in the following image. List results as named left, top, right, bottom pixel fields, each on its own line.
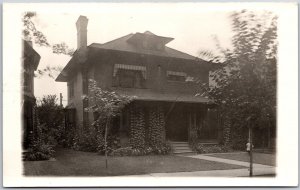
left=89, top=32, right=197, bottom=60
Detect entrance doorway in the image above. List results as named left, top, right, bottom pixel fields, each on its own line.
left=165, top=105, right=188, bottom=141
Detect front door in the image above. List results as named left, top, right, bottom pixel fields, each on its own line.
left=166, top=106, right=188, bottom=141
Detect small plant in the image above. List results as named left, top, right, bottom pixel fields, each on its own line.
left=194, top=144, right=231, bottom=154
left=110, top=143, right=171, bottom=157
left=23, top=139, right=55, bottom=161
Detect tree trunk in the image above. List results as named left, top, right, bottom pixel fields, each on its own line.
left=104, top=117, right=110, bottom=169
left=249, top=124, right=253, bottom=177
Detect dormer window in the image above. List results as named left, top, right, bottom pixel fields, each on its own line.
left=113, top=64, right=146, bottom=88
left=127, top=31, right=173, bottom=52
left=167, top=71, right=187, bottom=82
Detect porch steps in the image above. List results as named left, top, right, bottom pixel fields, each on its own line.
left=170, top=141, right=196, bottom=155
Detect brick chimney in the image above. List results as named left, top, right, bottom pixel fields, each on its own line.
left=76, top=15, right=88, bottom=49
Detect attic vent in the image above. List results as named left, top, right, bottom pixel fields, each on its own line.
left=113, top=64, right=147, bottom=79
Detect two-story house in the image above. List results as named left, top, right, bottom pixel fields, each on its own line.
left=22, top=40, right=41, bottom=149
left=56, top=16, right=220, bottom=152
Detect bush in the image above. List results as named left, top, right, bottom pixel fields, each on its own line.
left=23, top=139, right=55, bottom=161
left=193, top=144, right=231, bottom=154
left=151, top=142, right=171, bottom=155
left=110, top=143, right=171, bottom=157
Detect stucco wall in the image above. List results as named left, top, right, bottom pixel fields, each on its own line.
left=68, top=70, right=83, bottom=127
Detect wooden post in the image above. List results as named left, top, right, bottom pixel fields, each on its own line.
left=60, top=93, right=63, bottom=107
left=249, top=124, right=253, bottom=177
left=188, top=111, right=192, bottom=142
left=193, top=112, right=197, bottom=131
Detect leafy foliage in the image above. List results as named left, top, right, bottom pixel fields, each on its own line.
left=198, top=10, right=277, bottom=149
left=23, top=12, right=50, bottom=47
left=36, top=95, right=64, bottom=132
left=148, top=106, right=166, bottom=148
left=193, top=144, right=231, bottom=154
left=129, top=104, right=146, bottom=149
left=85, top=79, right=133, bottom=155
left=25, top=95, right=65, bottom=161
left=22, top=12, right=74, bottom=79
left=23, top=139, right=55, bottom=161
left=110, top=143, right=171, bottom=157
left=52, top=42, right=75, bottom=56
left=34, top=65, right=63, bottom=79
left=22, top=11, right=75, bottom=55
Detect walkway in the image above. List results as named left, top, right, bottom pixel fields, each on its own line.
left=126, top=153, right=275, bottom=177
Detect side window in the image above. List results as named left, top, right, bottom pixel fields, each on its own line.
left=68, top=81, right=74, bottom=98
left=167, top=71, right=187, bottom=82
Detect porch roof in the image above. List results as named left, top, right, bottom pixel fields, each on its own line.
left=112, top=88, right=212, bottom=104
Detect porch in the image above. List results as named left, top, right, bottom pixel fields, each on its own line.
left=116, top=101, right=220, bottom=151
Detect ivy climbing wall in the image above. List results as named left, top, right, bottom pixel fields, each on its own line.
left=148, top=105, right=166, bottom=147
left=129, top=103, right=146, bottom=149
left=128, top=102, right=166, bottom=148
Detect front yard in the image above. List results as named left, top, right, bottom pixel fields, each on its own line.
left=24, top=148, right=245, bottom=176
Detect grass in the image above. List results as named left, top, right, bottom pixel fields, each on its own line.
left=207, top=152, right=276, bottom=166
left=24, top=148, right=245, bottom=176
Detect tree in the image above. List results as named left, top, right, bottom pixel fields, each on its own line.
left=85, top=79, right=133, bottom=168
left=198, top=10, right=277, bottom=150
left=36, top=95, right=65, bottom=145
left=22, top=12, right=75, bottom=78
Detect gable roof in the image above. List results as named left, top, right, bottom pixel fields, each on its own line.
left=89, top=31, right=198, bottom=60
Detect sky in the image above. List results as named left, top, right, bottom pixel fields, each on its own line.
left=32, top=3, right=235, bottom=106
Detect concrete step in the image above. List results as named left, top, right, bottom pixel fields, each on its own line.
left=169, top=141, right=196, bottom=155
left=171, top=145, right=190, bottom=148
left=172, top=147, right=192, bottom=150
left=170, top=142, right=189, bottom=145
left=173, top=150, right=196, bottom=154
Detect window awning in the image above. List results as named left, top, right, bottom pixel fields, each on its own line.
left=113, top=64, right=147, bottom=79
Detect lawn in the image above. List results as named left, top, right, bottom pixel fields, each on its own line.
left=207, top=152, right=276, bottom=166
left=24, top=148, right=245, bottom=176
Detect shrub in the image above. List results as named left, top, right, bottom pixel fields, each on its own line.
left=194, top=144, right=231, bottom=154
left=110, top=143, right=171, bottom=157
left=97, top=134, right=120, bottom=154
left=151, top=142, right=171, bottom=155
left=23, top=139, right=55, bottom=161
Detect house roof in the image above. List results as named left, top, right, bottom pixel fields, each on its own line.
left=112, top=87, right=211, bottom=104
left=56, top=31, right=213, bottom=82
left=89, top=32, right=198, bottom=61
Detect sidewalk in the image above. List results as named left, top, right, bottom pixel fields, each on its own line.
left=125, top=153, right=275, bottom=177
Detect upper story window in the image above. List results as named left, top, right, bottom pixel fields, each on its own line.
left=167, top=71, right=187, bottom=82
left=113, top=64, right=146, bottom=88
